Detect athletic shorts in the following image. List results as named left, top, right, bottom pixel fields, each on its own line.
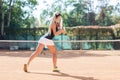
left=38, top=37, right=54, bottom=46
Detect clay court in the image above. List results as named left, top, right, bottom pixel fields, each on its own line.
left=0, top=50, right=120, bottom=80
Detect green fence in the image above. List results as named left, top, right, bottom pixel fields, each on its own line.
left=0, top=24, right=120, bottom=50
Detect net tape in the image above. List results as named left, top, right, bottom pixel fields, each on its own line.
left=0, top=39, right=120, bottom=43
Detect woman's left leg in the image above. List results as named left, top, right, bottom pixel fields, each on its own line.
left=47, top=45, right=59, bottom=72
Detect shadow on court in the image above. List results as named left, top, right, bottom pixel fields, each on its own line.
left=28, top=71, right=98, bottom=80
left=0, top=50, right=115, bottom=58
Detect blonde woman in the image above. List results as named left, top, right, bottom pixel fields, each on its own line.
left=24, top=12, right=66, bottom=72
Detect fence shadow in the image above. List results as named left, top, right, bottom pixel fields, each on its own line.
left=0, top=50, right=118, bottom=58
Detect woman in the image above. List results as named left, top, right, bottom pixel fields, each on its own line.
left=24, top=12, right=66, bottom=72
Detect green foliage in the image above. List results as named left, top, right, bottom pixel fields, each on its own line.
left=39, top=0, right=120, bottom=27
left=1, top=0, right=120, bottom=40
left=0, top=0, right=38, bottom=28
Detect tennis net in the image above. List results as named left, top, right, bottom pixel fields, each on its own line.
left=0, top=39, right=120, bottom=50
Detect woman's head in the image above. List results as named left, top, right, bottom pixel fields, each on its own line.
left=48, top=12, right=63, bottom=34
left=54, top=12, right=62, bottom=24
left=55, top=13, right=61, bottom=18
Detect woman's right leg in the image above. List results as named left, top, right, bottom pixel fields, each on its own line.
left=24, top=43, right=44, bottom=72
left=27, top=43, right=44, bottom=65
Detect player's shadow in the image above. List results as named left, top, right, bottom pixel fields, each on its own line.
left=28, top=71, right=98, bottom=80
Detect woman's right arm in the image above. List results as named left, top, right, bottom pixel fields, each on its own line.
left=52, top=24, right=65, bottom=36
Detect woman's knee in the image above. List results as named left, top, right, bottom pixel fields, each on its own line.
left=52, top=53, right=57, bottom=57
left=51, top=50, right=57, bottom=54
left=47, top=45, right=57, bottom=54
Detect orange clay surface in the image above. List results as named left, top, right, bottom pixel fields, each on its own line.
left=0, top=50, right=120, bottom=80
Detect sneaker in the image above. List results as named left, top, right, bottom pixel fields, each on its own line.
left=23, top=64, right=28, bottom=72
left=53, top=67, right=60, bottom=72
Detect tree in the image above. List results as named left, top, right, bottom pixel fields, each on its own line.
left=39, top=0, right=72, bottom=27
left=0, top=0, right=38, bottom=39
left=96, top=0, right=115, bottom=26
left=7, top=0, right=14, bottom=28
left=0, top=0, right=2, bottom=7
left=0, top=0, right=5, bottom=36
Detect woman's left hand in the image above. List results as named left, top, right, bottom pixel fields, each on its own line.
left=62, top=29, right=67, bottom=34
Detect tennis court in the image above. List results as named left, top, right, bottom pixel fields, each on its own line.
left=0, top=50, right=120, bottom=80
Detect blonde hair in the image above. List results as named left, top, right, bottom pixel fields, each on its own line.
left=48, top=12, right=63, bottom=34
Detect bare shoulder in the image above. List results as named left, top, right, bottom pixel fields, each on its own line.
left=51, top=23, right=56, bottom=29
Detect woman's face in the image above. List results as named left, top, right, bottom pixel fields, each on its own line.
left=55, top=16, right=61, bottom=23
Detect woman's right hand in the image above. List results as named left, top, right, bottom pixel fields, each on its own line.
left=61, top=29, right=66, bottom=34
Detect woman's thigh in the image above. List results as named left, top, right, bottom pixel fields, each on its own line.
left=35, top=43, right=44, bottom=53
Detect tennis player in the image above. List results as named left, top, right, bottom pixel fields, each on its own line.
left=24, top=12, right=66, bottom=72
